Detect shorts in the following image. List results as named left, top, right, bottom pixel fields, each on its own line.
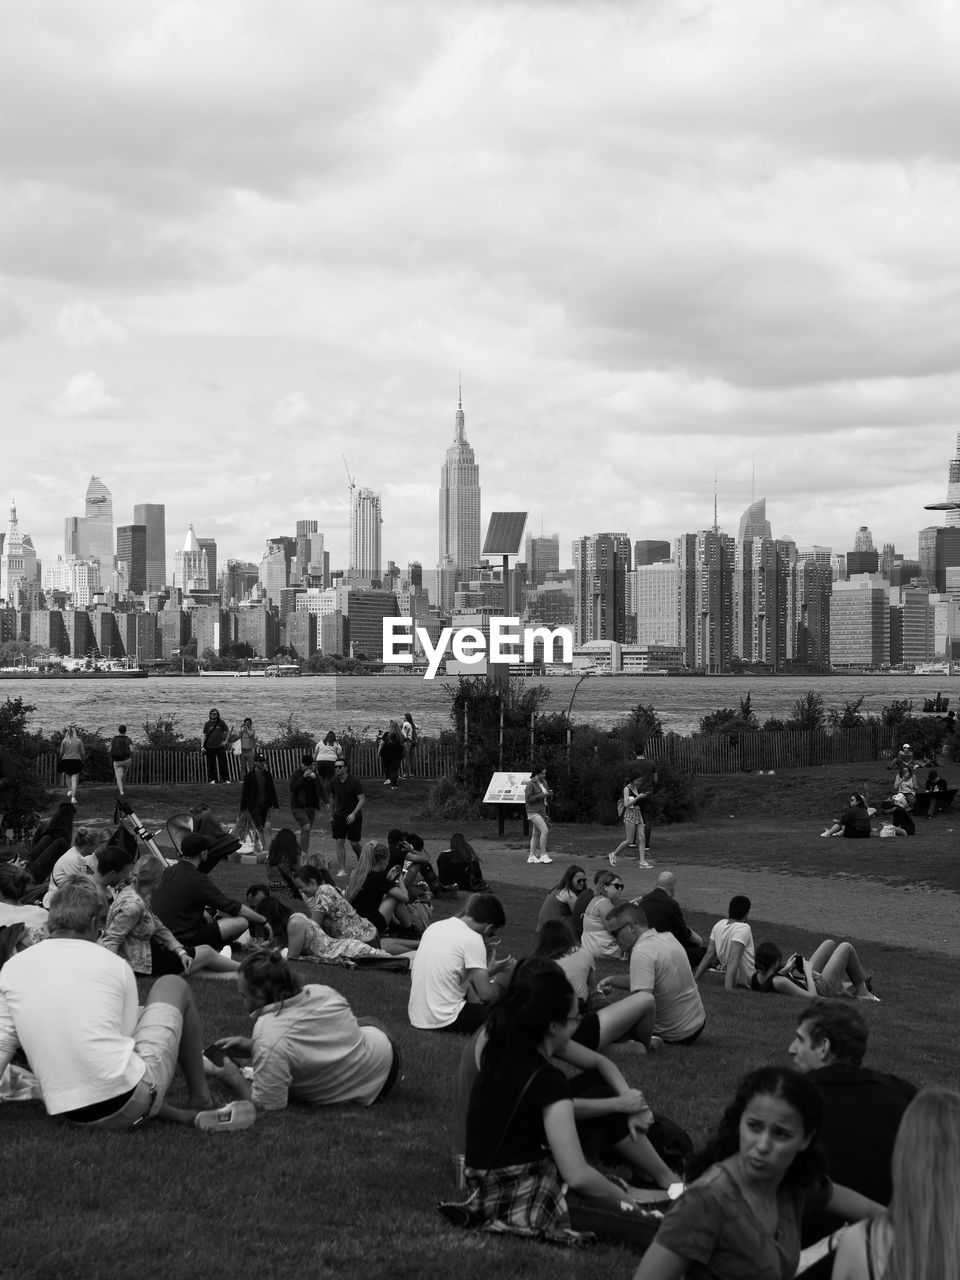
left=314, top=761, right=336, bottom=780
left=440, top=1003, right=491, bottom=1035
left=188, top=920, right=226, bottom=949
left=150, top=940, right=195, bottom=976
left=331, top=814, right=362, bottom=842
left=59, top=760, right=82, bottom=777
left=571, top=1011, right=602, bottom=1052
left=664, top=1019, right=706, bottom=1046
left=292, top=808, right=317, bottom=828
left=66, top=1002, right=183, bottom=1131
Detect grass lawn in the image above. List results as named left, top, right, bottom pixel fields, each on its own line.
left=3, top=768, right=956, bottom=1278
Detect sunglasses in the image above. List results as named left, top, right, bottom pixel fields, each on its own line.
left=609, top=881, right=624, bottom=891
left=609, top=921, right=634, bottom=937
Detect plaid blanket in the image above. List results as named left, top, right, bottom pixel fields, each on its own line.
left=449, top=1159, right=593, bottom=1245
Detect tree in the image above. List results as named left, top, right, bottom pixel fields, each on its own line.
left=827, top=697, right=866, bottom=730
left=0, top=697, right=48, bottom=840
left=699, top=696, right=758, bottom=735
left=787, top=691, right=825, bottom=732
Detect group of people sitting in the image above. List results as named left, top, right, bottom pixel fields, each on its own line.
left=820, top=744, right=952, bottom=840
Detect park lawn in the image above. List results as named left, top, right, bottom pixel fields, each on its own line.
left=2, top=870, right=956, bottom=1280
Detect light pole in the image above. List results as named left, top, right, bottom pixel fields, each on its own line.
left=564, top=672, right=591, bottom=775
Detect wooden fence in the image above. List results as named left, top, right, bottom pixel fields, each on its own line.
left=643, top=726, right=898, bottom=775
left=36, top=740, right=456, bottom=787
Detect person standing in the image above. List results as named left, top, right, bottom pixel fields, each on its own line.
left=312, top=730, right=342, bottom=804
left=624, top=743, right=657, bottom=859
left=238, top=751, right=279, bottom=850
left=58, top=724, right=85, bottom=803
left=379, top=721, right=405, bottom=790
left=524, top=763, right=553, bottom=864
left=401, top=711, right=418, bottom=779
left=608, top=769, right=655, bottom=869
left=108, top=724, right=134, bottom=796
left=328, top=758, right=365, bottom=878
left=201, top=708, right=231, bottom=785
left=289, top=753, right=323, bottom=858
left=238, top=717, right=257, bottom=774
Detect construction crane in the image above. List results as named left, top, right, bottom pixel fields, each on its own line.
left=341, top=454, right=356, bottom=502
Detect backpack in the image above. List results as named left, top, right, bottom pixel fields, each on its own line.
left=110, top=735, right=132, bottom=761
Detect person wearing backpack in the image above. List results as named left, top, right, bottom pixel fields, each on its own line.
left=109, top=724, right=134, bottom=797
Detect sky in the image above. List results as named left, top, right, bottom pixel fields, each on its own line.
left=2, top=0, right=960, bottom=577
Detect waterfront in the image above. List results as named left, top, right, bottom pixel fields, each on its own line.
left=6, top=673, right=954, bottom=741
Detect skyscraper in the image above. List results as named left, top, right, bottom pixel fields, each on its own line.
left=0, top=501, right=38, bottom=606
left=524, top=533, right=560, bottom=586
left=66, top=476, right=114, bottom=568
left=677, top=530, right=736, bottom=672
left=738, top=499, right=773, bottom=543
left=438, top=389, right=481, bottom=582
left=133, top=503, right=166, bottom=590
left=171, top=525, right=209, bottom=593
left=572, top=533, right=631, bottom=645
left=853, top=525, right=875, bottom=553
left=946, top=432, right=960, bottom=528
left=350, top=488, right=382, bottom=585
left=197, top=538, right=217, bottom=592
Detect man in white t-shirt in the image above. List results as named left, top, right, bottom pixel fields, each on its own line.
left=598, top=902, right=706, bottom=1045
left=693, top=894, right=756, bottom=990
left=408, top=894, right=515, bottom=1034
left=0, top=880, right=254, bottom=1134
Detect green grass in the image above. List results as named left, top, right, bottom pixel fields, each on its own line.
left=3, top=866, right=956, bottom=1280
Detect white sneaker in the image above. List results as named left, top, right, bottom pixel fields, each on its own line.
left=526, top=854, right=542, bottom=864
left=336, top=869, right=348, bottom=878
left=539, top=854, right=553, bottom=864
left=608, top=853, right=618, bottom=866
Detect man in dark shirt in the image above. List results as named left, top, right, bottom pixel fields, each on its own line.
left=639, top=871, right=706, bottom=966
left=789, top=999, right=916, bottom=1248
left=329, top=759, right=365, bottom=878
left=289, top=754, right=323, bottom=857
left=152, top=834, right=266, bottom=949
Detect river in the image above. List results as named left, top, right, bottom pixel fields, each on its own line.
left=2, top=673, right=953, bottom=741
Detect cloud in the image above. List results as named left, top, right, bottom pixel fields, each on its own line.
left=56, top=301, right=127, bottom=346
left=268, top=390, right=313, bottom=428
left=31, top=370, right=141, bottom=419
left=0, top=280, right=28, bottom=340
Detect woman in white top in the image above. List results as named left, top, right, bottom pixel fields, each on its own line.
left=524, top=764, right=552, bottom=864
left=312, top=731, right=342, bottom=803
left=580, top=871, right=627, bottom=960
left=400, top=712, right=417, bottom=778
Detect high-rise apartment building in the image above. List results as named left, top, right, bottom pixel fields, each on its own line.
left=572, top=533, right=631, bottom=646
left=438, top=390, right=481, bottom=583
left=631, top=563, right=681, bottom=647
left=933, top=527, right=960, bottom=593
left=830, top=576, right=889, bottom=668
left=116, top=524, right=147, bottom=594
left=350, top=489, right=382, bottom=585
left=735, top=538, right=792, bottom=669
left=738, top=499, right=773, bottom=543
left=196, top=538, right=217, bottom=593
left=133, top=503, right=166, bottom=591
left=524, top=534, right=560, bottom=586
left=677, top=530, right=736, bottom=673
left=634, top=540, right=672, bottom=567
left=792, top=559, right=832, bottom=668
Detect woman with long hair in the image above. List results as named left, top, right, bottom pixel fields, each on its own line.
left=24, top=801, right=76, bottom=883
left=609, top=770, right=655, bottom=869
left=749, top=939, right=879, bottom=1001
left=312, top=730, right=342, bottom=803
left=57, top=725, right=85, bottom=802
left=831, top=1087, right=960, bottom=1280
left=294, top=864, right=417, bottom=956
left=821, top=794, right=872, bottom=839
left=101, top=856, right=240, bottom=978
left=535, top=865, right=587, bottom=931
left=204, top=949, right=403, bottom=1111
left=437, top=833, right=486, bottom=892
left=401, top=711, right=418, bottom=779
left=266, top=828, right=302, bottom=900
left=345, top=841, right=413, bottom=936
left=635, top=1066, right=883, bottom=1279
left=461, top=962, right=667, bottom=1247
left=580, top=870, right=627, bottom=960
left=524, top=763, right=553, bottom=864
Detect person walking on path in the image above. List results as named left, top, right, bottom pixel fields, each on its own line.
left=58, top=724, right=85, bottom=803
left=201, top=708, right=232, bottom=785
left=525, top=763, right=553, bottom=864
left=289, top=754, right=323, bottom=858
left=609, top=769, right=655, bottom=869
left=109, top=724, right=134, bottom=797
left=238, top=751, right=279, bottom=850
left=329, top=758, right=365, bottom=878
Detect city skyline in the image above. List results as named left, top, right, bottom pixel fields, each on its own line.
left=2, top=3, right=960, bottom=567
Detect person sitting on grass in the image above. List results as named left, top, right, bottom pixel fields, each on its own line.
left=879, top=796, right=915, bottom=836
left=386, top=829, right=457, bottom=899
left=536, top=865, right=588, bottom=932
left=41, top=827, right=97, bottom=907
left=535, top=920, right=661, bottom=1055
left=152, top=833, right=268, bottom=953
left=436, top=833, right=487, bottom=893
left=245, top=884, right=413, bottom=967
left=830, top=1088, right=960, bottom=1280
left=917, top=767, right=948, bottom=819
left=100, top=856, right=240, bottom=979
left=821, top=793, right=872, bottom=839
left=634, top=1066, right=883, bottom=1279
left=345, top=841, right=416, bottom=938
left=23, top=801, right=76, bottom=884
left=293, top=865, right=417, bottom=955
left=458, top=963, right=666, bottom=1247
left=408, top=893, right=515, bottom=1033
left=0, top=865, right=48, bottom=950
left=453, top=958, right=680, bottom=1200
left=580, top=870, right=629, bottom=960
left=749, top=938, right=879, bottom=1001
left=205, top=949, right=403, bottom=1111
left=693, top=895, right=756, bottom=990
left=0, top=880, right=254, bottom=1133
left=265, top=828, right=303, bottom=901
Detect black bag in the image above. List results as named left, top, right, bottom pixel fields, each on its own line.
left=646, top=1113, right=694, bottom=1178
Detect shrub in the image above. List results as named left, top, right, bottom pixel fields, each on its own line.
left=0, top=697, right=48, bottom=841
left=263, top=715, right=315, bottom=752
left=786, top=692, right=825, bottom=732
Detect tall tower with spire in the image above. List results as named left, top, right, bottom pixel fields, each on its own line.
left=1, top=500, right=38, bottom=606
left=438, top=386, right=481, bottom=596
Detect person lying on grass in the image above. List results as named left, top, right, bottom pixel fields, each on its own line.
left=245, top=884, right=412, bottom=966
left=535, top=920, right=661, bottom=1054
left=633, top=1066, right=883, bottom=1280
left=293, top=865, right=418, bottom=955
left=453, top=957, right=681, bottom=1197
left=100, top=855, right=240, bottom=979
left=0, top=879, right=254, bottom=1133
left=204, top=949, right=402, bottom=1111
left=749, top=939, right=879, bottom=1001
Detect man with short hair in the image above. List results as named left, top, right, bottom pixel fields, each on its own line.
left=789, top=1000, right=916, bottom=1212
left=598, top=903, right=706, bottom=1045
left=289, top=753, right=323, bottom=857
left=109, top=724, right=134, bottom=796
left=152, top=833, right=266, bottom=950
left=90, top=844, right=136, bottom=910
left=639, top=871, right=706, bottom=966
left=693, top=894, right=756, bottom=989
left=0, top=880, right=254, bottom=1132
left=329, top=759, right=364, bottom=877
left=408, top=893, right=515, bottom=1034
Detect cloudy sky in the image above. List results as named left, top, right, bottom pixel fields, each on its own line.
left=2, top=0, right=960, bottom=576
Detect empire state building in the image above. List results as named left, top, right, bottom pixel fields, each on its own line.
left=438, top=389, right=481, bottom=589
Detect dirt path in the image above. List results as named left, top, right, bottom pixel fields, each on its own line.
left=473, top=837, right=960, bottom=959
